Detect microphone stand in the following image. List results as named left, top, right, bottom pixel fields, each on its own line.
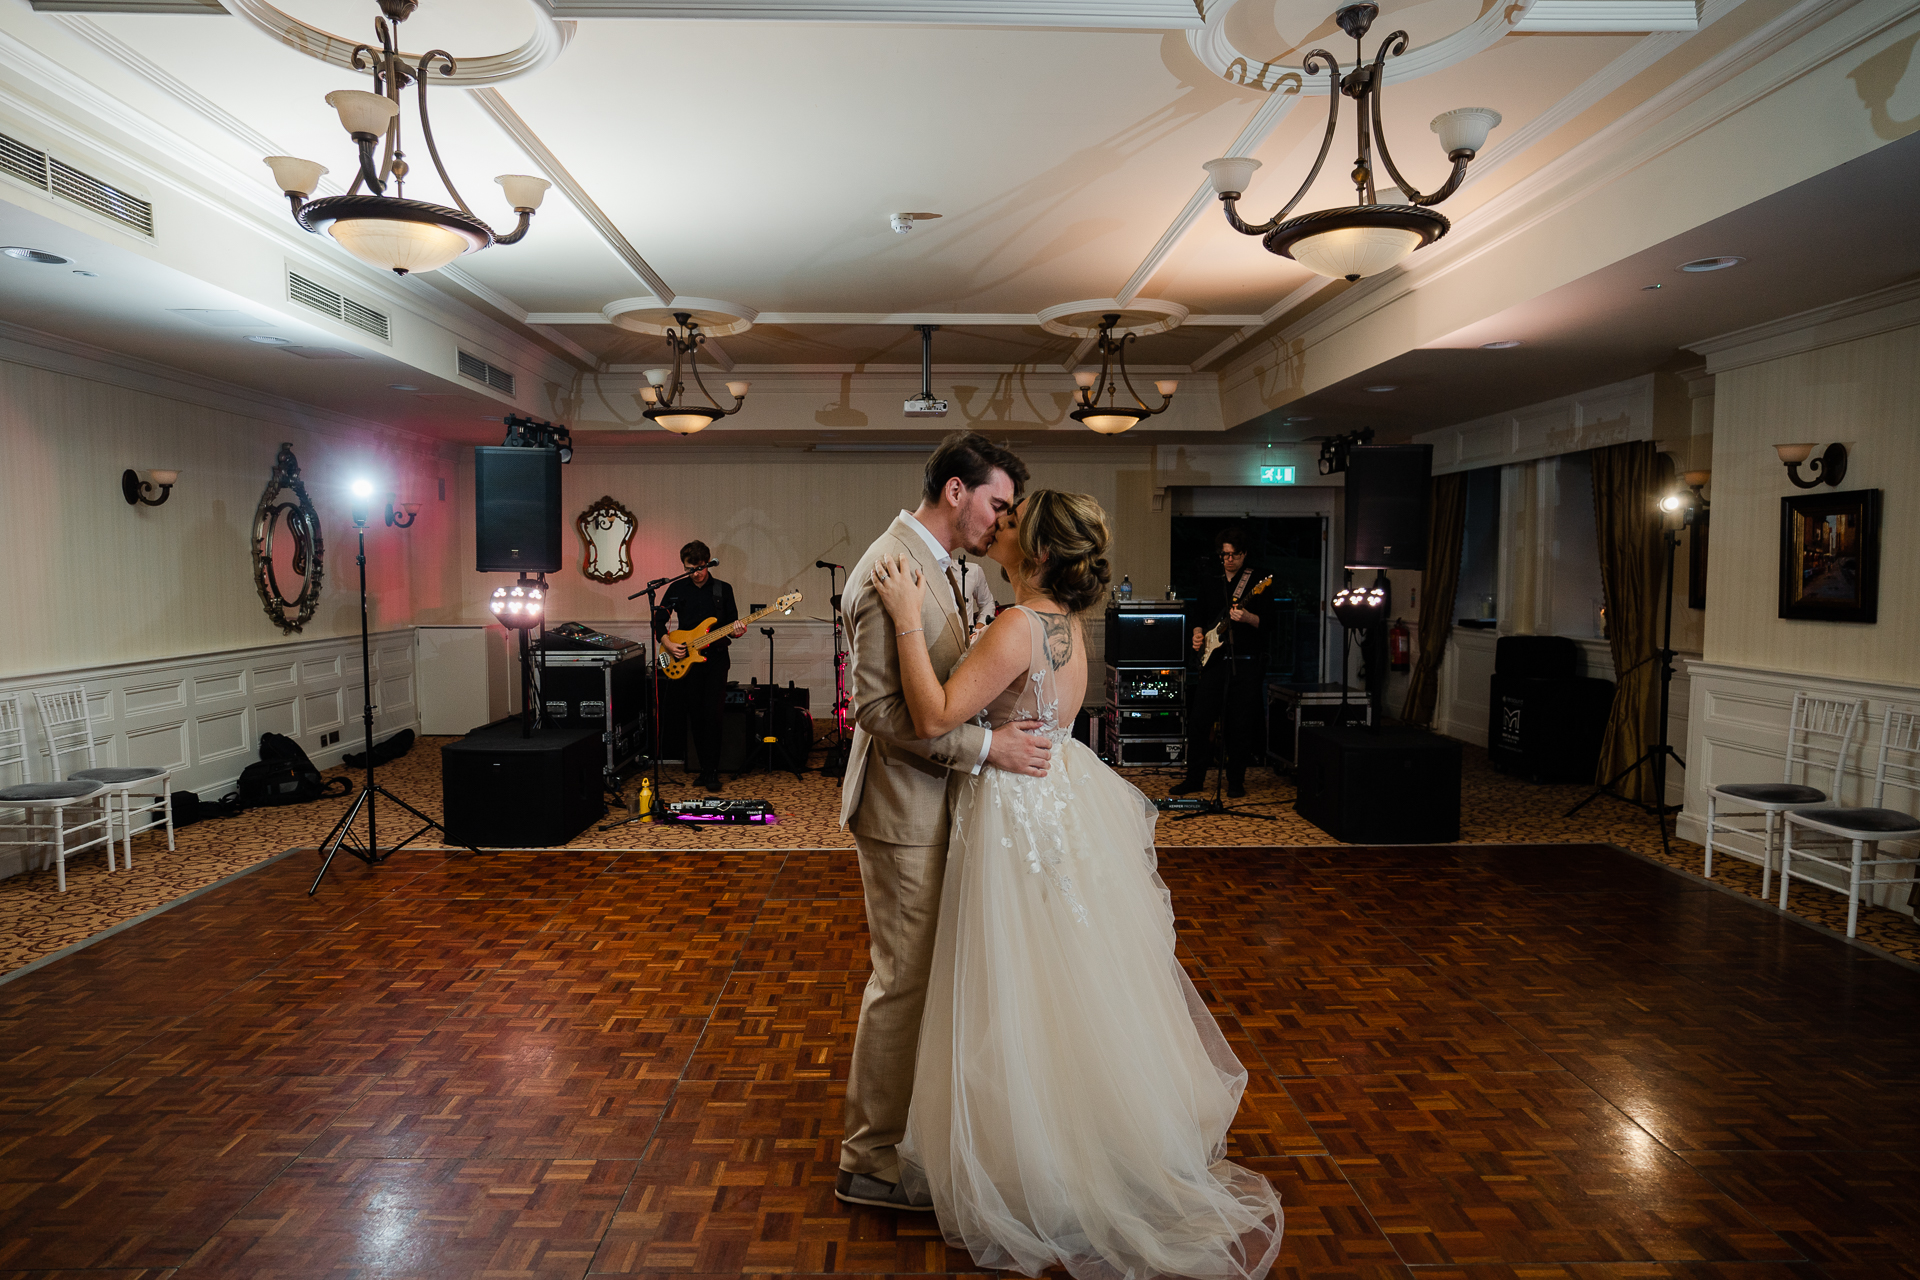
left=603, top=561, right=709, bottom=829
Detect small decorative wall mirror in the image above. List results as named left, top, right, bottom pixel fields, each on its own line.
left=577, top=495, right=637, bottom=583
left=251, top=443, right=325, bottom=633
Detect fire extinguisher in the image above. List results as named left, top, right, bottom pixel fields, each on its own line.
left=1388, top=618, right=1411, bottom=672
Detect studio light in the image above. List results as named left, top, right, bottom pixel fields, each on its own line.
left=1317, top=427, right=1375, bottom=476
left=1201, top=3, right=1500, bottom=281
left=1069, top=313, right=1177, bottom=435
left=640, top=314, right=749, bottom=435
left=261, top=0, right=549, bottom=276
left=502, top=414, right=573, bottom=462
left=489, top=575, right=546, bottom=629
left=350, top=477, right=374, bottom=528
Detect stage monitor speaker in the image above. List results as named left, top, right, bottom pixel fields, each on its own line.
left=1345, top=444, right=1432, bottom=570
left=474, top=446, right=562, bottom=573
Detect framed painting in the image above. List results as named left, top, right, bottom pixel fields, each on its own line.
left=1779, top=489, right=1880, bottom=623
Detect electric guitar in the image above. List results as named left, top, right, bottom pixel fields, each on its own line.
left=1201, top=575, right=1272, bottom=666
left=659, top=591, right=803, bottom=680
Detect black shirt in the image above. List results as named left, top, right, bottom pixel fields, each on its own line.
left=1195, top=565, right=1272, bottom=662
left=655, top=575, right=739, bottom=656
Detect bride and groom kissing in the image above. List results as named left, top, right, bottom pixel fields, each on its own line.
left=832, top=431, right=1283, bottom=1280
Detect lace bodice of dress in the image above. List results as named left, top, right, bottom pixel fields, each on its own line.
left=974, top=604, right=1072, bottom=747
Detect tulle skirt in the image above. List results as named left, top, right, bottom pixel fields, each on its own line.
left=899, top=737, right=1283, bottom=1280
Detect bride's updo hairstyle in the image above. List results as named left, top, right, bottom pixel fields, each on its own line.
left=1017, top=489, right=1112, bottom=614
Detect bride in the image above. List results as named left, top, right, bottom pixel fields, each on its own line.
left=868, top=489, right=1283, bottom=1280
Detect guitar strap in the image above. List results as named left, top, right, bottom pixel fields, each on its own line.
left=1221, top=568, right=1251, bottom=628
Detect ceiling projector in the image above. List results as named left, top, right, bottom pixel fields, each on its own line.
left=905, top=324, right=946, bottom=416
left=905, top=394, right=949, bottom=417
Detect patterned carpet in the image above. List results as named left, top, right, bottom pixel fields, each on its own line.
left=3, top=731, right=1917, bottom=977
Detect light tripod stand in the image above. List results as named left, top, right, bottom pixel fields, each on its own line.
left=1565, top=489, right=1700, bottom=857
left=311, top=489, right=472, bottom=895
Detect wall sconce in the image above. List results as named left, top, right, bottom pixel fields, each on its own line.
left=386, top=497, right=419, bottom=528
left=121, top=468, right=178, bottom=507
left=1774, top=442, right=1848, bottom=488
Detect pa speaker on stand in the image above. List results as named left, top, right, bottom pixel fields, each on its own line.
left=475, top=446, right=563, bottom=574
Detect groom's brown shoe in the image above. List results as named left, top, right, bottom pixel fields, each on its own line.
left=834, top=1170, right=935, bottom=1211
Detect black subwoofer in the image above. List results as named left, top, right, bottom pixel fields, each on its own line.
left=441, top=721, right=604, bottom=847
left=1294, top=725, right=1461, bottom=843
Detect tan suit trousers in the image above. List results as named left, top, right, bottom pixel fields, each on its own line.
left=840, top=831, right=947, bottom=1184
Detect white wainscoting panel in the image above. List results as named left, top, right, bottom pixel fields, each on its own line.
left=1680, top=661, right=1920, bottom=917
left=0, top=630, right=417, bottom=880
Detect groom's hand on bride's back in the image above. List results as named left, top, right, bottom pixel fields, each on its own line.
left=987, top=720, right=1052, bottom=777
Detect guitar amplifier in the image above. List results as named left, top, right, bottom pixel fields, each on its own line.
left=1104, top=603, right=1188, bottom=665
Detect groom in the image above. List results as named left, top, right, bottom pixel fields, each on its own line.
left=836, top=430, right=1052, bottom=1211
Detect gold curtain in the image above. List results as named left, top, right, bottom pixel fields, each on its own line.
left=1590, top=441, right=1665, bottom=802
left=1401, top=472, right=1467, bottom=727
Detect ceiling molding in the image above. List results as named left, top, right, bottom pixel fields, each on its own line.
left=527, top=310, right=1268, bottom=326
left=1414, top=374, right=1655, bottom=474
left=213, top=0, right=575, bottom=87
left=1188, top=0, right=1539, bottom=94
left=1227, top=0, right=1882, bottom=393
left=1516, top=0, right=1700, bottom=30
left=465, top=87, right=675, bottom=302
left=437, top=266, right=599, bottom=368
left=0, top=317, right=457, bottom=458
left=1686, top=277, right=1920, bottom=373
left=541, top=0, right=1202, bottom=25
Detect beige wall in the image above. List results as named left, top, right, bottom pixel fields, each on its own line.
left=0, top=348, right=461, bottom=680
left=1703, top=322, right=1919, bottom=685
left=439, top=444, right=1174, bottom=632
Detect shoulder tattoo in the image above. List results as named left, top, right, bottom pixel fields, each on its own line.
left=1040, top=612, right=1073, bottom=671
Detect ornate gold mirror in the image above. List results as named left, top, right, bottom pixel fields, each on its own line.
left=577, top=495, right=636, bottom=584
left=251, top=443, right=325, bottom=633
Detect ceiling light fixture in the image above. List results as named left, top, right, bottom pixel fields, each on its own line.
left=1679, top=256, right=1745, bottom=273
left=73, top=270, right=97, bottom=278
left=1069, top=313, right=1177, bottom=435
left=262, top=0, right=549, bottom=276
left=640, top=313, right=749, bottom=436
left=388, top=383, right=418, bottom=390
left=1201, top=3, right=1499, bottom=282
left=1481, top=339, right=1523, bottom=349
left=2, top=247, right=69, bottom=264
left=1363, top=384, right=1397, bottom=392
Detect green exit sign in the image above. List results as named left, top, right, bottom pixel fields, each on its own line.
left=1260, top=465, right=1297, bottom=484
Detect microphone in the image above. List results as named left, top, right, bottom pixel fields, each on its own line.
left=816, top=560, right=845, bottom=569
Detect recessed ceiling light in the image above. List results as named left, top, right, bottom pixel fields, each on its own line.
left=72, top=270, right=97, bottom=277
left=1679, top=256, right=1745, bottom=272
left=1363, top=384, right=1397, bottom=393
left=1481, top=339, right=1523, bottom=350
left=246, top=334, right=293, bottom=345
left=2, top=247, right=69, bottom=264
left=1643, top=283, right=1663, bottom=291
left=388, top=383, right=419, bottom=391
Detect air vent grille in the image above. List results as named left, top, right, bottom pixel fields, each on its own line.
left=0, top=133, right=49, bottom=190
left=0, top=130, right=153, bottom=237
left=49, top=158, right=152, bottom=235
left=286, top=269, right=391, bottom=341
left=458, top=350, right=516, bottom=395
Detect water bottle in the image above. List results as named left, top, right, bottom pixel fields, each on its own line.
left=1119, top=575, right=1133, bottom=601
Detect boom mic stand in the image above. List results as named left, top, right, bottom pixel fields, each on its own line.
left=311, top=504, right=472, bottom=894
left=1564, top=504, right=1692, bottom=857
left=817, top=560, right=852, bottom=779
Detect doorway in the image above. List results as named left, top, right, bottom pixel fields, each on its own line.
left=1171, top=515, right=1327, bottom=682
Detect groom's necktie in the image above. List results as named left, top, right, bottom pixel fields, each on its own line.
left=945, top=563, right=968, bottom=630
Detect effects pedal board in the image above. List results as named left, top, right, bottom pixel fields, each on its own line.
left=1154, top=797, right=1209, bottom=812
left=666, top=798, right=775, bottom=824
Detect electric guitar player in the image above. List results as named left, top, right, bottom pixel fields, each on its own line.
left=1173, top=525, right=1272, bottom=801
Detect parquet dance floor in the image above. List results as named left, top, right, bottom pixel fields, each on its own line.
left=3, top=838, right=1918, bottom=1278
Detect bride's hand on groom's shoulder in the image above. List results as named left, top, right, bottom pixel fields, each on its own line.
left=870, top=553, right=925, bottom=623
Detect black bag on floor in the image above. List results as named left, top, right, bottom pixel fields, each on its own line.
left=343, top=728, right=415, bottom=769
left=164, top=789, right=245, bottom=828
left=239, top=733, right=350, bottom=807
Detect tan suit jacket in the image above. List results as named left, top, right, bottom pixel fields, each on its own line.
left=838, top=516, right=989, bottom=844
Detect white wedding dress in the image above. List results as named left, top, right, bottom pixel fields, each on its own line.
left=899, top=605, right=1283, bottom=1280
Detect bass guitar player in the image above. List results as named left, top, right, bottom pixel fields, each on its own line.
left=654, top=540, right=746, bottom=792
left=1172, top=523, right=1273, bottom=800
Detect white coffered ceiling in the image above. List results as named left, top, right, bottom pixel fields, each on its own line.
left=2, top=0, right=1916, bottom=446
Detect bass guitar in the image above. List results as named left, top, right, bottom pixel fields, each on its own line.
left=1200, top=575, right=1272, bottom=666
left=659, top=591, right=803, bottom=680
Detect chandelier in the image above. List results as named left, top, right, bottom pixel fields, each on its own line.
left=642, top=313, right=751, bottom=435
left=1201, top=2, right=1500, bottom=282
left=1070, top=314, right=1178, bottom=435
left=262, top=0, right=550, bottom=276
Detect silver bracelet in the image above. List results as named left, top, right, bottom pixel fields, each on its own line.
left=897, top=627, right=924, bottom=637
